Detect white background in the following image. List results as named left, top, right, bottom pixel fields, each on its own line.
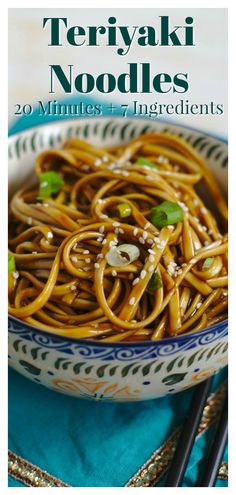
left=8, top=8, right=227, bottom=138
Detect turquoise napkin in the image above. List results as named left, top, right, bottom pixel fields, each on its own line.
left=8, top=101, right=228, bottom=487
left=8, top=368, right=227, bottom=487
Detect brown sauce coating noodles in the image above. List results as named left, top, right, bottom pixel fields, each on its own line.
left=8, top=132, right=228, bottom=341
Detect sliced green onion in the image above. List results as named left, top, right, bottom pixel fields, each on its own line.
left=106, top=244, right=140, bottom=267
left=135, top=157, right=158, bottom=169
left=8, top=253, right=16, bottom=273
left=202, top=257, right=214, bottom=271
left=37, top=171, right=64, bottom=200
left=147, top=273, right=163, bottom=294
left=117, top=203, right=132, bottom=218
left=150, top=201, right=184, bottom=229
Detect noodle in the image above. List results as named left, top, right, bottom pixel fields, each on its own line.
left=8, top=132, right=228, bottom=341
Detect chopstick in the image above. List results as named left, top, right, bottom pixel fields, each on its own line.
left=165, top=377, right=212, bottom=487
left=199, top=392, right=228, bottom=487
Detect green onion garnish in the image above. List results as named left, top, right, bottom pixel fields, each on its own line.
left=202, top=257, right=214, bottom=271
left=147, top=273, right=163, bottom=294
left=8, top=253, right=16, bottom=273
left=117, top=203, right=132, bottom=218
left=150, top=201, right=184, bottom=229
left=106, top=244, right=140, bottom=267
left=135, top=157, right=158, bottom=169
left=37, top=171, right=64, bottom=200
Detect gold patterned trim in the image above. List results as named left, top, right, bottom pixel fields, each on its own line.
left=8, top=450, right=70, bottom=487
left=126, top=382, right=228, bottom=487
left=218, top=462, right=228, bottom=481
left=8, top=382, right=227, bottom=488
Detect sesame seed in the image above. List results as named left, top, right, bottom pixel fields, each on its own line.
left=100, top=214, right=108, bottom=219
left=113, top=169, right=122, bottom=174
left=71, top=285, right=77, bottom=291
left=190, top=258, right=197, bottom=264
left=97, top=253, right=104, bottom=259
left=204, top=241, right=210, bottom=246
left=99, top=226, right=105, bottom=233
left=121, top=170, right=129, bottom=177
left=193, top=199, right=199, bottom=206
left=147, top=239, right=153, bottom=245
left=83, top=266, right=91, bottom=271
left=113, top=222, right=120, bottom=227
left=157, top=155, right=168, bottom=163
left=109, top=240, right=117, bottom=247
left=148, top=249, right=155, bottom=254
left=28, top=217, right=32, bottom=225
left=139, top=237, right=145, bottom=244
left=12, top=271, right=19, bottom=279
left=144, top=222, right=151, bottom=230
left=202, top=226, right=207, bottom=232
left=140, top=270, right=147, bottom=279
left=133, top=228, right=138, bottom=236
left=149, top=254, right=155, bottom=263
left=71, top=256, right=78, bottom=262
left=43, top=203, right=49, bottom=208
left=114, top=228, right=119, bottom=235
left=95, top=158, right=102, bottom=166
left=196, top=302, right=202, bottom=309
left=167, top=264, right=175, bottom=276
left=97, top=199, right=104, bottom=204
left=119, top=228, right=124, bottom=234
left=94, top=263, right=100, bottom=269
left=85, top=258, right=91, bottom=263
left=47, top=232, right=53, bottom=239
left=132, top=277, right=140, bottom=286
left=148, top=265, right=154, bottom=272
left=201, top=207, right=207, bottom=214
left=129, top=297, right=136, bottom=306
left=32, top=251, right=37, bottom=254
left=102, top=239, right=107, bottom=245
left=142, top=231, right=148, bottom=240
left=167, top=225, right=174, bottom=230
left=178, top=201, right=188, bottom=212
left=83, top=249, right=89, bottom=254
left=103, top=156, right=109, bottom=162
left=96, top=236, right=103, bottom=243
left=112, top=270, right=117, bottom=277
left=182, top=263, right=187, bottom=267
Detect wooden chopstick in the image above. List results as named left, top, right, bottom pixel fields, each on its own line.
left=165, top=378, right=212, bottom=487
left=198, top=392, right=228, bottom=487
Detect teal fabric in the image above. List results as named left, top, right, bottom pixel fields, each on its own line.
left=8, top=368, right=227, bottom=487
left=8, top=106, right=228, bottom=487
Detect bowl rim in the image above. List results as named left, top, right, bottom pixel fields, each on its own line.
left=8, top=114, right=228, bottom=145
left=8, top=117, right=228, bottom=347
left=8, top=314, right=228, bottom=347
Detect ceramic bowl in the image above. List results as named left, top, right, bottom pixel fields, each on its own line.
left=8, top=117, right=228, bottom=401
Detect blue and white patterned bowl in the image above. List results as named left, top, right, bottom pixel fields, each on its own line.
left=8, top=118, right=228, bottom=401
